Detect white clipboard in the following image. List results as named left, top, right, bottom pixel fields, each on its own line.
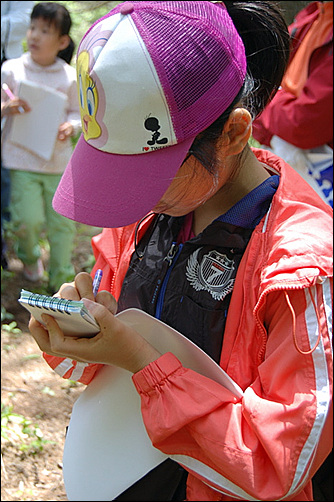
left=63, top=308, right=243, bottom=501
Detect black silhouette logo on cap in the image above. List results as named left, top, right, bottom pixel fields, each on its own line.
left=144, top=116, right=168, bottom=146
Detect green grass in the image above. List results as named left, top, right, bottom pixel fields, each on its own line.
left=1, top=403, right=56, bottom=455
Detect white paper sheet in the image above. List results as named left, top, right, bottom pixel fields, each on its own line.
left=9, top=80, right=67, bottom=161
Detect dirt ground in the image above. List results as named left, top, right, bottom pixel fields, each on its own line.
left=1, top=224, right=100, bottom=501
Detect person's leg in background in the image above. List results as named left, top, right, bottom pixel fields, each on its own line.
left=1, top=160, right=11, bottom=269
left=43, top=173, right=76, bottom=293
left=9, top=169, right=45, bottom=280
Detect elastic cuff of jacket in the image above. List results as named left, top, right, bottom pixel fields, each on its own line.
left=132, top=352, right=182, bottom=394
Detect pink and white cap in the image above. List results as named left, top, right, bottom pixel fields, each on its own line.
left=53, top=1, right=246, bottom=228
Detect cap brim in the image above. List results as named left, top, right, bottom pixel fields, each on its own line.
left=53, top=135, right=194, bottom=228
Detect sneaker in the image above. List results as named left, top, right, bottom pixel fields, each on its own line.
left=23, top=258, right=44, bottom=282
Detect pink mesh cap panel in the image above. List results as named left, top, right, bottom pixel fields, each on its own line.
left=131, top=1, right=246, bottom=141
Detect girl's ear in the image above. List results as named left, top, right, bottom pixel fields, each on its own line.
left=220, top=108, right=252, bottom=155
left=59, top=34, right=70, bottom=51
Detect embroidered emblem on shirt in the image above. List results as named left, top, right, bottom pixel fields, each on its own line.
left=186, top=248, right=235, bottom=301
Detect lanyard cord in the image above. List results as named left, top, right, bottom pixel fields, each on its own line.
left=284, top=288, right=322, bottom=355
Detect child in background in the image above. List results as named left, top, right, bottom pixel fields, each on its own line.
left=29, top=2, right=332, bottom=501
left=1, top=2, right=81, bottom=292
left=1, top=1, right=35, bottom=269
left=252, top=1, right=333, bottom=207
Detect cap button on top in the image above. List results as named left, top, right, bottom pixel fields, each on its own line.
left=120, top=2, right=134, bottom=15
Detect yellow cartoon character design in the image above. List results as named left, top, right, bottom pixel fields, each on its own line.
left=77, top=51, right=101, bottom=141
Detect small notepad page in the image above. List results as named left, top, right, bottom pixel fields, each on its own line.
left=18, top=289, right=100, bottom=337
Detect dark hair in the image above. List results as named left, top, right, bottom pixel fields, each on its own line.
left=190, top=1, right=291, bottom=173
left=31, top=2, right=75, bottom=63
left=57, top=37, right=75, bottom=64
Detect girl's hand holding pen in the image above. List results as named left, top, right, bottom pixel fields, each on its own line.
left=28, top=271, right=162, bottom=373
left=1, top=83, right=30, bottom=116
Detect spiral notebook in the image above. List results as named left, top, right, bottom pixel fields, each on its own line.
left=18, top=289, right=100, bottom=337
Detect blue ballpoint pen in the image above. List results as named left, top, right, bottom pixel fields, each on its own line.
left=92, top=269, right=103, bottom=297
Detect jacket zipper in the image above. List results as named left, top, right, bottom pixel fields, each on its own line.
left=155, top=242, right=183, bottom=319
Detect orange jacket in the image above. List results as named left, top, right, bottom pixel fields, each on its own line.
left=44, top=149, right=333, bottom=500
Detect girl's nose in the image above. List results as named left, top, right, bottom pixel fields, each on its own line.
left=30, top=30, right=39, bottom=40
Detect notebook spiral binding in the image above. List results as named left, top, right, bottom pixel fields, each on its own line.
left=27, top=293, right=72, bottom=314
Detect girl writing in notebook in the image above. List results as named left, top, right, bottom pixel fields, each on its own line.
left=28, top=2, right=332, bottom=501
left=1, top=2, right=81, bottom=292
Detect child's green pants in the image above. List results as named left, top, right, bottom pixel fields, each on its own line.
left=9, top=170, right=76, bottom=291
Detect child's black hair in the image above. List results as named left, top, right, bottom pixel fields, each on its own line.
left=31, top=2, right=75, bottom=64
left=190, top=1, right=291, bottom=173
